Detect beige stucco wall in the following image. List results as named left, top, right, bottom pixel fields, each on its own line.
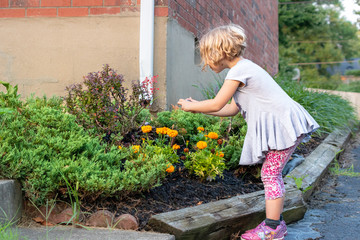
left=0, top=15, right=168, bottom=110
left=165, top=19, right=228, bottom=110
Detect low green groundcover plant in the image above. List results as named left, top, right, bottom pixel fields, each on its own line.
left=0, top=82, right=170, bottom=205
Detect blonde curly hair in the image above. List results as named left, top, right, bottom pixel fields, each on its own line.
left=199, top=24, right=247, bottom=70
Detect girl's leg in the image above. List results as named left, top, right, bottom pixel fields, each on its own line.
left=241, top=136, right=304, bottom=239
left=262, top=136, right=304, bottom=222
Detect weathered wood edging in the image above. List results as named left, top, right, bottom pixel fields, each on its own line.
left=148, top=128, right=353, bottom=240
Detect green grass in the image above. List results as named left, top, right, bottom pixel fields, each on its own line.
left=330, top=159, right=360, bottom=177
left=0, top=215, right=25, bottom=240
left=276, top=77, right=358, bottom=134
left=336, top=81, right=360, bottom=93
left=0, top=224, right=24, bottom=240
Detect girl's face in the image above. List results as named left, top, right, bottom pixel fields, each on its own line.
left=208, top=61, right=227, bottom=73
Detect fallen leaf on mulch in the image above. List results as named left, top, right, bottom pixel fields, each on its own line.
left=32, top=217, right=44, bottom=223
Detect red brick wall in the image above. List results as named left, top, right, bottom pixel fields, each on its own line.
left=167, top=0, right=279, bottom=74
left=0, top=0, right=278, bottom=73
left=0, top=0, right=169, bottom=17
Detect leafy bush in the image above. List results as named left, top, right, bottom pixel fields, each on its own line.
left=336, top=81, right=360, bottom=93
left=345, top=69, right=360, bottom=76
left=183, top=130, right=227, bottom=181
left=222, top=125, right=247, bottom=169
left=0, top=82, right=170, bottom=205
left=64, top=64, right=156, bottom=145
left=153, top=109, right=230, bottom=139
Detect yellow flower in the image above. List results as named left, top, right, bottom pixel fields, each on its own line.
left=141, top=125, right=152, bottom=133
left=197, top=127, right=205, bottom=132
left=172, top=144, right=180, bottom=150
left=132, top=145, right=140, bottom=153
left=208, top=132, right=219, bottom=139
left=166, top=165, right=175, bottom=173
left=118, top=146, right=122, bottom=150
left=167, top=129, right=178, bottom=138
left=196, top=141, right=207, bottom=150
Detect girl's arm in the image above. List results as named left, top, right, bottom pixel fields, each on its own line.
left=207, top=98, right=239, bottom=117
left=177, top=79, right=240, bottom=113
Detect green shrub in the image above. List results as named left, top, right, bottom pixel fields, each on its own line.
left=153, top=109, right=230, bottom=139
left=223, top=126, right=247, bottom=169
left=183, top=131, right=226, bottom=181
left=336, top=81, right=360, bottom=93
left=345, top=69, right=360, bottom=76
left=64, top=64, right=156, bottom=145
left=0, top=82, right=170, bottom=205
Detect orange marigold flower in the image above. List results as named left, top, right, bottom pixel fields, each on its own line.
left=196, top=141, right=207, bottom=150
left=219, top=152, right=224, bottom=158
left=164, top=127, right=170, bottom=134
left=183, top=148, right=189, bottom=153
left=208, top=132, right=219, bottom=139
left=141, top=125, right=152, bottom=133
left=156, top=127, right=167, bottom=135
left=166, top=165, right=175, bottom=173
left=172, top=144, right=180, bottom=150
left=118, top=146, right=122, bottom=150
left=132, top=145, right=140, bottom=153
left=197, top=127, right=205, bottom=132
left=167, top=130, right=178, bottom=138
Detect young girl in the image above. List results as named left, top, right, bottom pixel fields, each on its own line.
left=177, top=24, right=319, bottom=240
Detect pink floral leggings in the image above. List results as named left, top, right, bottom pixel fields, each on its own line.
left=261, top=136, right=304, bottom=200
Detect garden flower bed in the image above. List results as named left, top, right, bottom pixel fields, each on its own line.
left=0, top=65, right=357, bottom=235
left=78, top=134, right=325, bottom=230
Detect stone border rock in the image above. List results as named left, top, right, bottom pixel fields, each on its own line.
left=0, top=179, right=23, bottom=225
left=148, top=128, right=353, bottom=240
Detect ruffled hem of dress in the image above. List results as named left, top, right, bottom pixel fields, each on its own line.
left=239, top=103, right=320, bottom=165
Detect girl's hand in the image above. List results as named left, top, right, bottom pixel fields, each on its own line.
left=177, top=98, right=197, bottom=112
left=185, top=97, right=198, bottom=102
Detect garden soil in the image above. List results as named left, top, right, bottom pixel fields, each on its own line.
left=84, top=134, right=326, bottom=230
left=20, top=135, right=325, bottom=231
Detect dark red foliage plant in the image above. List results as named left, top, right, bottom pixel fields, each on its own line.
left=64, top=64, right=158, bottom=146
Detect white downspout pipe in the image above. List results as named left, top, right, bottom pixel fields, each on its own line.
left=139, top=0, right=155, bottom=100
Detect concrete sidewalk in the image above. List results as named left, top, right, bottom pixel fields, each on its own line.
left=14, top=226, right=175, bottom=240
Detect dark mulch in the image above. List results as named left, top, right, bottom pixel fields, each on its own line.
left=81, top=134, right=327, bottom=230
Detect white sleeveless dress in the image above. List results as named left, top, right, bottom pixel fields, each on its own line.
left=225, top=59, right=320, bottom=165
